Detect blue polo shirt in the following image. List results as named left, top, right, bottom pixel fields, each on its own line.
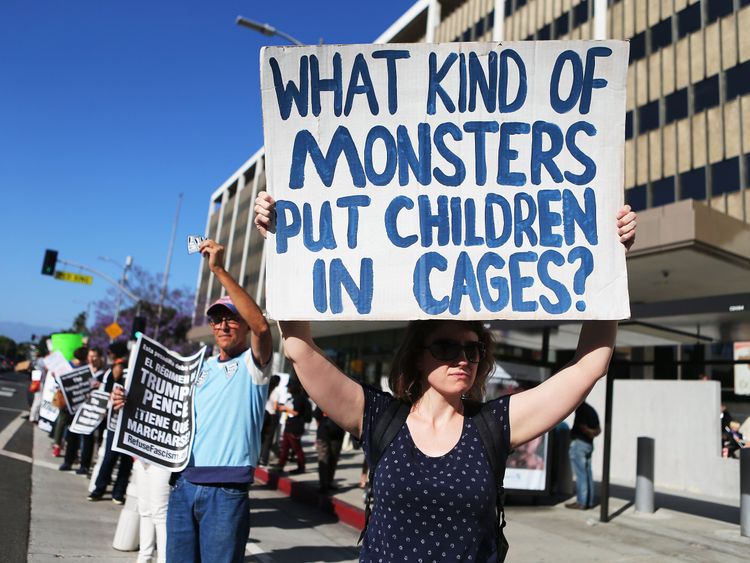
left=182, top=348, right=270, bottom=484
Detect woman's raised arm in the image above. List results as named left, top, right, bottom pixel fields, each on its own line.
left=508, top=205, right=636, bottom=448
left=255, top=191, right=365, bottom=437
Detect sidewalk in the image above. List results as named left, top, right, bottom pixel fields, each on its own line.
left=28, top=424, right=750, bottom=561
left=255, top=433, right=750, bottom=562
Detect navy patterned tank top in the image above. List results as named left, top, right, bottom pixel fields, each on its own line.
left=360, top=385, right=511, bottom=562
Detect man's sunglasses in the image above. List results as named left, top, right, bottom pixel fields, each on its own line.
left=208, top=316, right=241, bottom=328
left=423, top=339, right=485, bottom=363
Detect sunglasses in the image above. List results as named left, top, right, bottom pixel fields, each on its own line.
left=208, top=315, right=241, bottom=328
left=423, top=339, right=485, bottom=363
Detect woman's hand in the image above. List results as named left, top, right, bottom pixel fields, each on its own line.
left=617, top=204, right=636, bottom=252
left=254, top=191, right=276, bottom=239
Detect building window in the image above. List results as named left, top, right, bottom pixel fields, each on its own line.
left=504, top=1, right=512, bottom=17
left=677, top=3, right=701, bottom=39
left=652, top=177, right=675, bottom=206
left=625, top=111, right=634, bottom=139
left=488, top=9, right=495, bottom=28
left=665, top=88, right=688, bottom=123
left=726, top=60, right=750, bottom=101
left=538, top=23, right=551, bottom=40
left=694, top=75, right=720, bottom=113
left=650, top=18, right=672, bottom=51
left=711, top=157, right=740, bottom=195
left=554, top=13, right=569, bottom=37
left=706, top=0, right=734, bottom=23
left=639, top=100, right=660, bottom=134
left=573, top=0, right=589, bottom=27
left=474, top=18, right=485, bottom=38
left=462, top=29, right=472, bottom=41
left=630, top=31, right=646, bottom=62
left=626, top=185, right=647, bottom=211
left=517, top=0, right=528, bottom=8
left=680, top=167, right=706, bottom=200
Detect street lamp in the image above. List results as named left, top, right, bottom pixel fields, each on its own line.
left=98, top=255, right=133, bottom=322
left=235, top=16, right=304, bottom=46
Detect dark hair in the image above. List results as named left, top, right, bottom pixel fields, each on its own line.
left=287, top=378, right=302, bottom=395
left=269, top=374, right=281, bottom=394
left=108, top=340, right=128, bottom=359
left=88, top=347, right=102, bottom=356
left=73, top=346, right=89, bottom=363
left=388, top=320, right=495, bottom=403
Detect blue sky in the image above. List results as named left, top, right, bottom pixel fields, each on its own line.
left=0, top=0, right=411, bottom=336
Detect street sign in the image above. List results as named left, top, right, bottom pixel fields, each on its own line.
left=54, top=271, right=93, bottom=285
left=105, top=322, right=124, bottom=340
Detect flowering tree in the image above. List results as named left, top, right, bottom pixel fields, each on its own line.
left=87, top=265, right=197, bottom=355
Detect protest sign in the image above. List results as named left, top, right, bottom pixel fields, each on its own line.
left=112, top=335, right=206, bottom=470
left=38, top=351, right=72, bottom=431
left=107, top=403, right=120, bottom=433
left=55, top=365, right=93, bottom=415
left=43, top=351, right=72, bottom=377
left=38, top=374, right=60, bottom=433
left=69, top=390, right=110, bottom=435
left=260, top=41, right=630, bottom=320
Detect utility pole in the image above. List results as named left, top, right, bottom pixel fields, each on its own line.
left=154, top=193, right=183, bottom=340
left=114, top=256, right=133, bottom=323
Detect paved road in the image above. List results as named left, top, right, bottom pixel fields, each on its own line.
left=245, top=487, right=360, bottom=563
left=0, top=370, right=33, bottom=563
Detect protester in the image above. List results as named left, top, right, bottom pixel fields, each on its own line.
left=28, top=356, right=47, bottom=423
left=115, top=238, right=272, bottom=563
left=60, top=347, right=105, bottom=475
left=259, top=374, right=282, bottom=466
left=313, top=406, right=345, bottom=492
left=132, top=459, right=170, bottom=563
left=51, top=346, right=88, bottom=457
left=275, top=378, right=309, bottom=475
left=255, top=192, right=636, bottom=560
left=565, top=401, right=601, bottom=509
left=88, top=342, right=132, bottom=503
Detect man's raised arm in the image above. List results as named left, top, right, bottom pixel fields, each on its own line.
left=200, top=239, right=273, bottom=366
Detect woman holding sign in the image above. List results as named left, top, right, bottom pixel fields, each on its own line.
left=255, top=192, right=635, bottom=562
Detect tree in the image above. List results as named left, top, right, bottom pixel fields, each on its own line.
left=0, top=336, right=17, bottom=359
left=87, top=265, right=197, bottom=355
left=70, top=311, right=89, bottom=335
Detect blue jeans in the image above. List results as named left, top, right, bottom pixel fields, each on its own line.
left=166, top=477, right=250, bottom=563
left=569, top=439, right=594, bottom=507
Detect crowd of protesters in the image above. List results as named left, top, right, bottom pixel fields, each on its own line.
left=27, top=237, right=349, bottom=563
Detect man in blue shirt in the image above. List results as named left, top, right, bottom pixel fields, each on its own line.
left=167, top=238, right=273, bottom=562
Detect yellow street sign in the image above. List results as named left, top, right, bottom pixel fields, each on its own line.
left=54, top=270, right=93, bottom=285
left=105, top=322, right=123, bottom=340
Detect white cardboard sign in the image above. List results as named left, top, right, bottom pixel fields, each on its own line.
left=260, top=41, right=630, bottom=320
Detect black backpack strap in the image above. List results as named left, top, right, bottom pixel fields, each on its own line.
left=466, top=399, right=509, bottom=562
left=371, top=399, right=411, bottom=468
left=358, top=398, right=410, bottom=545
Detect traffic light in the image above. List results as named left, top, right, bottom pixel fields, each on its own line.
left=41, top=249, right=58, bottom=276
left=130, top=316, right=147, bottom=340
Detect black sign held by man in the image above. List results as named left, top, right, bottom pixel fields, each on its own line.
left=56, top=365, right=94, bottom=414
left=69, top=390, right=110, bottom=435
left=112, top=335, right=205, bottom=470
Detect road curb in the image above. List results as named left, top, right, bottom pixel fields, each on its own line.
left=254, top=466, right=366, bottom=531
